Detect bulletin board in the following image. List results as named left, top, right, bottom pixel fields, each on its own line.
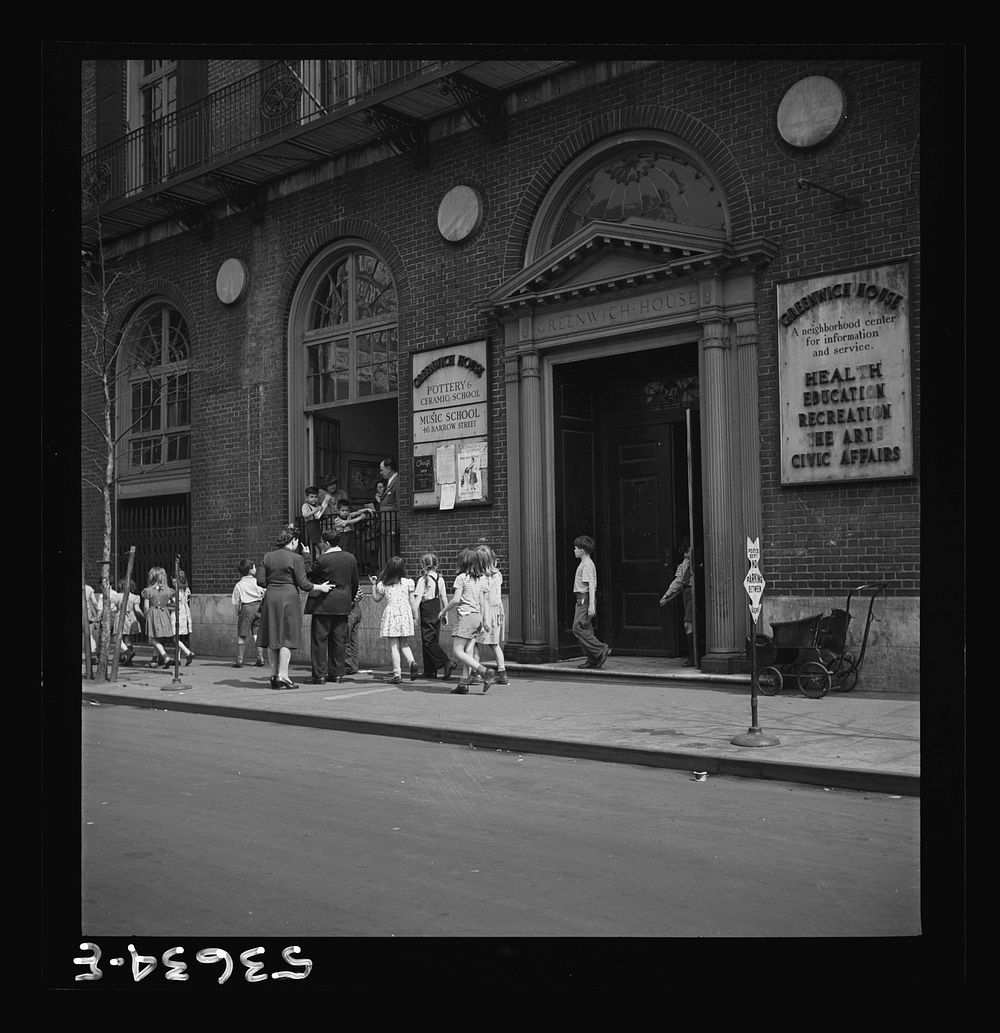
left=411, top=339, right=491, bottom=509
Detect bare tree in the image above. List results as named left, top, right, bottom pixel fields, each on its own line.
left=81, top=204, right=143, bottom=679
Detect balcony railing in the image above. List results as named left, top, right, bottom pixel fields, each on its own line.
left=82, top=59, right=437, bottom=210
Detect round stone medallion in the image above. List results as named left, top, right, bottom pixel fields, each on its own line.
left=216, top=258, right=248, bottom=304
left=437, top=185, right=483, bottom=242
left=776, top=76, right=846, bottom=148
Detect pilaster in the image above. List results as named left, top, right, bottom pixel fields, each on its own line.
left=518, top=343, right=548, bottom=654
left=734, top=312, right=763, bottom=650
left=503, top=317, right=526, bottom=646
left=698, top=315, right=743, bottom=672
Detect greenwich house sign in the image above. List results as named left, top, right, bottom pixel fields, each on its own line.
left=411, top=340, right=490, bottom=509
left=777, top=260, right=914, bottom=485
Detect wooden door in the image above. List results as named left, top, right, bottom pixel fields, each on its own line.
left=605, top=422, right=678, bottom=655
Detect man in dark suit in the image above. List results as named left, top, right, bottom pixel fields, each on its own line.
left=374, top=457, right=399, bottom=511
left=373, top=457, right=400, bottom=571
left=306, top=529, right=360, bottom=684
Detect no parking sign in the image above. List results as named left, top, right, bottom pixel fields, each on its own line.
left=744, top=537, right=765, bottom=623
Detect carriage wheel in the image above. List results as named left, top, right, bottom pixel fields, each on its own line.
left=831, top=652, right=859, bottom=692
left=797, top=661, right=832, bottom=699
left=757, top=666, right=783, bottom=696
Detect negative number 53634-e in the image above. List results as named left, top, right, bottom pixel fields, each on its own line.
left=74, top=942, right=312, bottom=983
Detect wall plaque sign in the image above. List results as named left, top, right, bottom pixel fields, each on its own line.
left=777, top=260, right=914, bottom=485
left=411, top=340, right=490, bottom=508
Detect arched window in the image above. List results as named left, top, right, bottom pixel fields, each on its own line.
left=529, top=137, right=730, bottom=262
left=121, top=302, right=191, bottom=472
left=303, top=248, right=398, bottom=407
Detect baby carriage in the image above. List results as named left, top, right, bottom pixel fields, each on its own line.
left=746, top=582, right=887, bottom=698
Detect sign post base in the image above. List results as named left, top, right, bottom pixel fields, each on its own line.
left=730, top=726, right=781, bottom=748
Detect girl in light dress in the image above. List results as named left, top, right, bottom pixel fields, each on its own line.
left=439, top=548, right=495, bottom=695
left=372, top=556, right=419, bottom=685
left=171, top=569, right=195, bottom=666
left=475, top=544, right=509, bottom=685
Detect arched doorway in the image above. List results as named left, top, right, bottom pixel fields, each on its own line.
left=490, top=133, right=777, bottom=671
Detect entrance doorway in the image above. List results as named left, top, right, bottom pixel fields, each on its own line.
left=553, top=343, right=704, bottom=658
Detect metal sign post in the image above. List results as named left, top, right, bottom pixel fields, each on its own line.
left=163, top=554, right=189, bottom=691
left=731, top=537, right=780, bottom=748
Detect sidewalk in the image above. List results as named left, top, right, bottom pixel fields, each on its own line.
left=80, top=654, right=920, bottom=797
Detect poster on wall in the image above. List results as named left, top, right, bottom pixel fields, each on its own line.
left=412, top=340, right=490, bottom=508
left=777, top=260, right=914, bottom=486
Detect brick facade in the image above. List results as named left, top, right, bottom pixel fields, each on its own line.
left=79, top=57, right=925, bottom=688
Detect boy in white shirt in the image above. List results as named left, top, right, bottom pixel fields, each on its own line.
left=572, top=535, right=610, bottom=669
left=231, top=558, right=266, bottom=668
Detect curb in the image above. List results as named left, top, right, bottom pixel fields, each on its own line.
left=81, top=691, right=919, bottom=798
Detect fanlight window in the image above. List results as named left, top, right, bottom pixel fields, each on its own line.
left=124, top=304, right=191, bottom=470
left=304, top=249, right=398, bottom=406
left=552, top=149, right=726, bottom=246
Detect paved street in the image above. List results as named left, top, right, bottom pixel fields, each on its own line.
left=82, top=704, right=920, bottom=939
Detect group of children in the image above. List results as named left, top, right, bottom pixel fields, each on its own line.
left=90, top=526, right=688, bottom=679
left=370, top=543, right=507, bottom=694
left=227, top=531, right=687, bottom=684
left=85, top=567, right=194, bottom=669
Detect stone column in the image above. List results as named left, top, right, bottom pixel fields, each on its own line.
left=518, top=344, right=548, bottom=658
left=734, top=312, right=763, bottom=648
left=698, top=316, right=743, bottom=672
left=503, top=328, right=523, bottom=648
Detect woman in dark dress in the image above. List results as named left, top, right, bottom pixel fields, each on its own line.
left=258, top=528, right=331, bottom=689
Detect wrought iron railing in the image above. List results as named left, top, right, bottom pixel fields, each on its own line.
left=82, top=58, right=438, bottom=210
left=296, top=509, right=400, bottom=578
left=116, top=493, right=191, bottom=590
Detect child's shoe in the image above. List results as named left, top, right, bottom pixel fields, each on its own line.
left=255, top=657, right=266, bottom=667
left=391, top=673, right=402, bottom=685
left=232, top=659, right=243, bottom=668
left=480, top=666, right=495, bottom=693
left=409, top=661, right=420, bottom=681
left=450, top=682, right=469, bottom=695
left=495, top=669, right=509, bottom=685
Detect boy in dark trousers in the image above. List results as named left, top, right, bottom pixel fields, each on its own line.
left=572, top=535, right=610, bottom=669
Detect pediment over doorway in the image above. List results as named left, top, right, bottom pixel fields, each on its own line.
left=487, top=218, right=779, bottom=313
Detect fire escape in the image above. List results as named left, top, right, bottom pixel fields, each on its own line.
left=82, top=57, right=575, bottom=244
